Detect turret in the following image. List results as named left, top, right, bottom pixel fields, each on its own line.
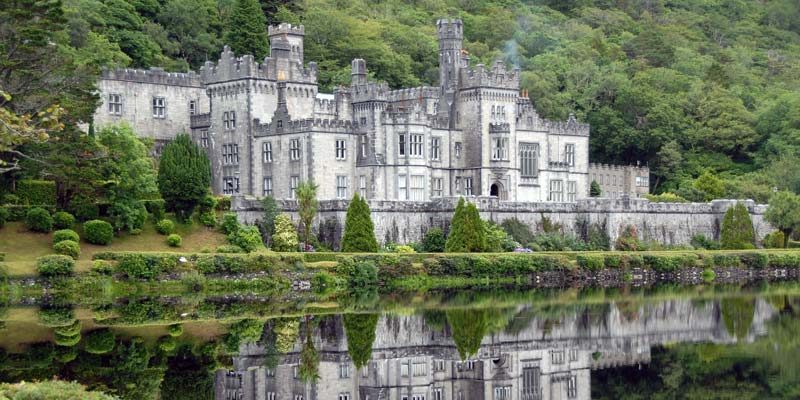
left=351, top=59, right=367, bottom=85
left=437, top=19, right=464, bottom=92
left=269, top=23, right=305, bottom=64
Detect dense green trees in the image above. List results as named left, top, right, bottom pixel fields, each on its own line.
left=341, top=193, right=378, bottom=252
left=764, top=191, right=800, bottom=248
left=224, top=0, right=269, bottom=59
left=158, top=134, right=211, bottom=222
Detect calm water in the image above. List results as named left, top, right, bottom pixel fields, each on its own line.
left=1, top=287, right=798, bottom=399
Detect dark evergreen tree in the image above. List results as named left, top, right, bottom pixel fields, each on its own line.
left=157, top=134, right=211, bottom=222
left=341, top=193, right=378, bottom=252
left=342, top=313, right=379, bottom=369
left=445, top=198, right=467, bottom=252
left=445, top=198, right=485, bottom=252
left=224, top=0, right=270, bottom=59
left=590, top=180, right=602, bottom=197
left=720, top=203, right=755, bottom=249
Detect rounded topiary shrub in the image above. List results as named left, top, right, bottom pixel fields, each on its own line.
left=91, top=260, right=114, bottom=275
left=54, top=346, right=78, bottom=363
left=158, top=336, right=177, bottom=353
left=25, top=207, right=53, bottom=232
left=199, top=211, right=217, bottom=227
left=53, top=240, right=80, bottom=259
left=83, top=220, right=113, bottom=245
left=0, top=207, right=9, bottom=228
left=84, top=329, right=116, bottom=354
left=55, top=332, right=81, bottom=347
left=38, top=306, right=75, bottom=327
left=168, top=323, right=183, bottom=337
left=54, top=319, right=82, bottom=337
left=53, top=229, right=80, bottom=244
left=167, top=233, right=182, bottom=247
left=53, top=211, right=76, bottom=229
left=156, top=219, right=175, bottom=235
left=36, top=255, right=75, bottom=277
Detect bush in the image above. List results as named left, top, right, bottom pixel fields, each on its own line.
left=271, top=214, right=298, bottom=251
left=52, top=211, right=75, bottom=229
left=341, top=194, right=379, bottom=252
left=167, top=233, right=182, bottom=247
left=38, top=306, right=75, bottom=327
left=83, top=220, right=114, bottom=245
left=168, top=324, right=184, bottom=337
left=762, top=231, right=785, bottom=249
left=227, top=225, right=262, bottom=252
left=53, top=229, right=80, bottom=244
left=156, top=219, right=175, bottom=235
left=143, top=199, right=166, bottom=221
left=220, top=212, right=239, bottom=235
left=199, top=210, right=217, bottom=227
left=55, top=332, right=81, bottom=347
left=0, top=380, right=116, bottom=399
left=54, top=320, right=81, bottom=337
left=643, top=192, right=688, bottom=203
left=500, top=218, right=535, bottom=246
left=84, top=329, right=116, bottom=354
left=420, top=228, right=446, bottom=252
left=53, top=240, right=81, bottom=259
left=0, top=207, right=8, bottom=228
left=71, top=198, right=99, bottom=221
left=216, top=244, right=244, bottom=253
left=691, top=234, right=721, bottom=250
left=216, top=196, right=231, bottom=211
left=604, top=255, right=622, bottom=269
left=158, top=336, right=177, bottom=353
left=615, top=225, right=642, bottom=251
left=739, top=252, right=769, bottom=269
left=36, top=255, right=75, bottom=277
left=55, top=346, right=78, bottom=363
left=16, top=179, right=56, bottom=205
left=528, top=232, right=587, bottom=251
left=91, top=260, right=114, bottom=275
left=720, top=203, right=755, bottom=249
left=576, top=255, right=605, bottom=271
left=118, top=254, right=158, bottom=280
left=199, top=194, right=217, bottom=211
left=25, top=207, right=53, bottom=232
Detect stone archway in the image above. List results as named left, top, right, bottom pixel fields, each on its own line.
left=490, top=182, right=504, bottom=198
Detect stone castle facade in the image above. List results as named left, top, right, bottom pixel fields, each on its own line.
left=94, top=20, right=591, bottom=202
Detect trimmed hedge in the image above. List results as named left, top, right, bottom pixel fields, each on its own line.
left=84, top=220, right=113, bottom=245
left=4, top=205, right=55, bottom=221
left=53, top=240, right=81, bottom=259
left=84, top=329, right=116, bottom=354
left=36, top=255, right=75, bottom=277
left=167, top=233, right=182, bottom=247
left=53, top=229, right=80, bottom=244
left=16, top=180, right=56, bottom=205
left=53, top=211, right=75, bottom=229
left=156, top=219, right=175, bottom=235
left=25, top=207, right=53, bottom=232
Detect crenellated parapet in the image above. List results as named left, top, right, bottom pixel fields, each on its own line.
left=253, top=117, right=358, bottom=136
left=460, top=59, right=520, bottom=90
left=267, top=23, right=305, bottom=36
left=388, top=86, right=441, bottom=102
left=199, top=46, right=317, bottom=85
left=517, top=97, right=547, bottom=131
left=544, top=113, right=590, bottom=136
left=382, top=104, right=431, bottom=125
left=350, top=81, right=390, bottom=103
left=100, top=67, right=202, bottom=87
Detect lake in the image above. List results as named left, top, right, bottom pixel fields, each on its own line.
left=0, top=283, right=798, bottom=399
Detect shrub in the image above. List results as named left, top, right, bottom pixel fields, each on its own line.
left=53, top=240, right=80, bottom=259
left=168, top=324, right=184, bottom=337
left=446, top=199, right=486, bottom=252
left=720, top=203, right=755, bottom=249
left=199, top=210, right=217, bottom=227
left=83, top=220, right=114, bottom=245
left=615, top=225, right=642, bottom=251
left=0, top=207, right=8, bottom=228
left=762, top=231, right=785, bottom=249
left=118, top=254, right=158, bottom=280
left=3, top=194, right=19, bottom=205
left=216, top=196, right=232, bottom=211
left=181, top=271, right=207, bottom=291
left=25, top=207, right=53, bottom=232
left=91, top=260, right=114, bottom=275
left=500, top=218, right=535, bottom=245
left=199, top=194, right=217, bottom=211
left=394, top=245, right=416, bottom=253
left=166, top=233, right=182, bottom=247
left=52, top=211, right=75, bottom=229
left=55, top=346, right=78, bottom=363
left=644, top=192, right=688, bottom=203
left=71, top=198, right=99, bottom=221
left=53, top=229, right=80, bottom=244
left=528, top=232, right=588, bottom=251
left=711, top=254, right=742, bottom=268
left=227, top=225, right=262, bottom=252
left=420, top=228, right=446, bottom=252
left=143, top=199, right=166, bottom=221
left=690, top=234, right=721, bottom=250
left=36, top=255, right=75, bottom=277
left=84, top=329, right=116, bottom=354
left=604, top=255, right=622, bottom=269
left=341, top=194, right=379, bottom=252
left=55, top=332, right=81, bottom=347
left=739, top=252, right=768, bottom=269
left=577, top=255, right=605, bottom=271
left=38, top=306, right=75, bottom=327
left=0, top=380, right=116, bottom=399
left=216, top=244, right=244, bottom=253
left=272, top=214, right=298, bottom=252
left=220, top=212, right=240, bottom=234
left=16, top=179, right=56, bottom=205
left=54, top=320, right=81, bottom=337
left=156, top=219, right=175, bottom=235
left=158, top=336, right=177, bottom=353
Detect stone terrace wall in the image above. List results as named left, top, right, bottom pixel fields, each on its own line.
left=232, top=196, right=773, bottom=249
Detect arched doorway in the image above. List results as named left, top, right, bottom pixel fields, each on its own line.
left=490, top=183, right=500, bottom=197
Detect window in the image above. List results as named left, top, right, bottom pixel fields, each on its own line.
left=223, top=111, right=236, bottom=129
left=433, top=388, right=443, bottom=400
left=263, top=142, right=272, bottom=163
left=336, top=176, right=348, bottom=199
left=152, top=97, right=165, bottom=118
left=340, top=363, right=350, bottom=378
left=265, top=368, right=275, bottom=377
left=359, top=176, right=367, bottom=198
left=223, top=176, right=239, bottom=195
left=455, top=177, right=461, bottom=194
left=549, top=180, right=563, bottom=202
left=398, top=134, right=406, bottom=156
left=455, top=142, right=462, bottom=158
left=567, top=375, right=578, bottom=398
left=108, top=94, right=122, bottom=115
left=522, top=366, right=541, bottom=399
left=336, top=139, right=347, bottom=160
left=433, top=360, right=445, bottom=372
left=290, top=176, right=299, bottom=199
left=410, top=134, right=424, bottom=157
left=431, top=137, right=441, bottom=160
left=267, top=393, right=276, bottom=400
left=412, top=361, right=426, bottom=376
left=492, top=137, right=509, bottom=160
left=277, top=120, right=283, bottom=128
left=189, top=100, right=197, bottom=115
left=360, top=135, right=367, bottom=157
left=293, top=365, right=299, bottom=379
left=410, top=175, right=424, bottom=201
left=294, top=396, right=303, bottom=400
left=360, top=117, right=367, bottom=125
left=263, top=177, right=272, bottom=197
left=200, top=130, right=209, bottom=148
left=412, top=395, right=425, bottom=400
left=565, top=144, right=575, bottom=166
left=400, top=361, right=409, bottom=377
left=567, top=181, right=577, bottom=202
left=222, top=144, right=239, bottom=165
left=464, top=177, right=473, bottom=196
left=339, top=393, right=350, bottom=400
left=432, top=178, right=443, bottom=197
left=493, top=386, right=511, bottom=400
left=520, top=143, right=539, bottom=177
left=636, top=175, right=649, bottom=187
left=569, top=348, right=578, bottom=362
left=551, top=349, right=565, bottom=364
left=398, top=175, right=408, bottom=200
left=290, top=139, right=301, bottom=160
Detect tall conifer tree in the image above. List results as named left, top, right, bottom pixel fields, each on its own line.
left=157, top=134, right=211, bottom=222
left=446, top=198, right=486, bottom=252
left=341, top=193, right=378, bottom=252
left=224, top=0, right=270, bottom=59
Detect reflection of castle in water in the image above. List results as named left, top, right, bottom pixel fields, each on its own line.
left=216, top=298, right=776, bottom=400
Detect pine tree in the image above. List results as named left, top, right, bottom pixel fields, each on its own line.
left=157, top=134, right=211, bottom=222
left=720, top=203, right=755, bottom=249
left=445, top=198, right=467, bottom=252
left=224, top=0, right=270, bottom=59
left=341, top=193, right=378, bottom=252
left=590, top=180, right=602, bottom=197
left=445, top=198, right=485, bottom=252
left=463, top=201, right=486, bottom=252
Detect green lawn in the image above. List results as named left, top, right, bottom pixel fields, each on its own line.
left=0, top=219, right=227, bottom=277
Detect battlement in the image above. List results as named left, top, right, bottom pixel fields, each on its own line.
left=589, top=163, right=649, bottom=173
left=387, top=86, right=440, bottom=102
left=253, top=117, right=358, bottom=136
left=460, top=60, right=520, bottom=90
left=199, top=46, right=317, bottom=84
left=382, top=104, right=431, bottom=125
left=545, top=113, right=590, bottom=136
left=314, top=94, right=335, bottom=114
left=516, top=99, right=545, bottom=131
left=437, top=19, right=463, bottom=40
left=268, top=23, right=305, bottom=36
left=100, top=67, right=202, bottom=87
left=350, top=81, right=390, bottom=103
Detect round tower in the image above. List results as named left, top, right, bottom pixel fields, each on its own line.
left=437, top=19, right=464, bottom=92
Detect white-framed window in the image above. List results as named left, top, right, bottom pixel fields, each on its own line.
left=223, top=176, right=239, bottom=195
left=455, top=177, right=461, bottom=194
left=336, top=176, right=348, bottom=199
left=152, top=96, right=166, bottom=118
left=293, top=365, right=299, bottom=379
left=359, top=176, right=367, bottom=198
left=360, top=134, right=367, bottom=157
left=263, top=177, right=272, bottom=197
left=412, top=361, right=426, bottom=376
left=263, top=142, right=272, bottom=163
left=267, top=392, right=276, bottom=400
left=290, top=139, right=301, bottom=160
left=410, top=175, right=424, bottom=201
left=290, top=176, right=299, bottom=199
left=565, top=143, right=575, bottom=166
left=410, top=134, right=424, bottom=157
left=567, top=181, right=577, bottom=202
left=493, top=386, right=512, bottom=400
left=569, top=348, right=578, bottom=362
left=491, top=137, right=509, bottom=160
left=222, top=144, right=239, bottom=165
left=549, top=180, right=563, bottom=202
left=433, top=388, right=443, bottom=400
left=551, top=349, right=565, bottom=364
left=360, top=117, right=367, bottom=125
left=520, top=143, right=539, bottom=177
left=432, top=178, right=443, bottom=197
left=200, top=130, right=209, bottom=148
left=636, top=175, right=649, bottom=187
left=335, top=139, right=347, bottom=160
left=340, top=363, right=350, bottom=378
left=455, top=142, right=462, bottom=158
left=223, top=111, right=236, bottom=129
left=398, top=175, right=408, bottom=200
left=398, top=134, right=406, bottom=156
left=464, top=177, right=473, bottom=196
left=431, top=137, right=441, bottom=160
left=412, top=395, right=425, bottom=400
left=567, top=375, right=578, bottom=398
left=339, top=393, right=350, bottom=400
left=108, top=93, right=122, bottom=115
left=522, top=366, right=541, bottom=398
left=189, top=100, right=197, bottom=115
left=400, top=361, right=409, bottom=377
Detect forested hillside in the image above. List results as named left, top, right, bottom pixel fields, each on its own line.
left=3, top=0, right=800, bottom=201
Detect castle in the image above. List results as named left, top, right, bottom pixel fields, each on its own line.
left=93, top=20, right=592, bottom=202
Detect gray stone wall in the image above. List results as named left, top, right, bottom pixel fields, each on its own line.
left=233, top=196, right=772, bottom=249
